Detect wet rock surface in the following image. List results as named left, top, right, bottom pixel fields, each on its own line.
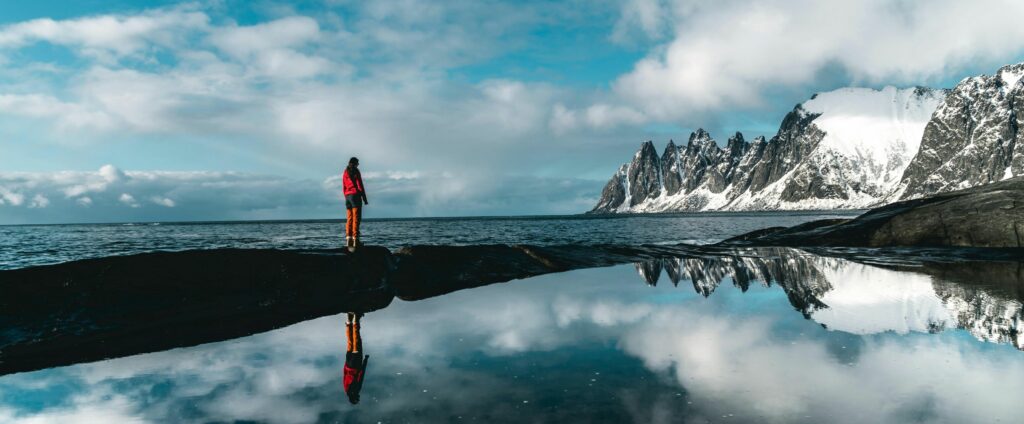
left=0, top=247, right=396, bottom=375
left=720, top=177, right=1024, bottom=248
left=0, top=243, right=704, bottom=375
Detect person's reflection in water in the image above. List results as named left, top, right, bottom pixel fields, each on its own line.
left=344, top=312, right=369, bottom=404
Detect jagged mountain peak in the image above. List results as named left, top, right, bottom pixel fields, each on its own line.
left=593, top=85, right=948, bottom=212
left=688, top=128, right=714, bottom=145
left=591, top=62, right=1024, bottom=214
left=997, top=62, right=1024, bottom=91
left=725, top=132, right=747, bottom=154
left=636, top=140, right=657, bottom=156
left=661, top=140, right=678, bottom=164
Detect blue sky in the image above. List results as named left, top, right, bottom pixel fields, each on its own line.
left=1, top=0, right=1024, bottom=223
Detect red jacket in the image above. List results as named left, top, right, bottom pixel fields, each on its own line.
left=343, top=169, right=365, bottom=197
left=343, top=363, right=365, bottom=392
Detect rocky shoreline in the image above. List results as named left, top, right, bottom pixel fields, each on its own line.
left=0, top=243, right=707, bottom=375
left=719, top=176, right=1024, bottom=248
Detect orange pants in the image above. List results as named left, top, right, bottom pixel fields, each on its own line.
left=346, top=322, right=362, bottom=353
left=346, top=207, right=362, bottom=238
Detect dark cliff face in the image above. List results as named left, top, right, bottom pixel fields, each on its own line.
left=661, top=140, right=682, bottom=196
left=726, top=135, right=767, bottom=198
left=628, top=141, right=662, bottom=206
left=900, top=63, right=1024, bottom=199
left=750, top=106, right=824, bottom=196
left=592, top=164, right=627, bottom=212
left=679, top=129, right=718, bottom=192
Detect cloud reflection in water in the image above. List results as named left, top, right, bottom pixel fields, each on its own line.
left=1, top=248, right=1023, bottom=423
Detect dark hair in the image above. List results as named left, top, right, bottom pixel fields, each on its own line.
left=346, top=157, right=360, bottom=177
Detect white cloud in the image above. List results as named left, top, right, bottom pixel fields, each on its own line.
left=611, top=0, right=672, bottom=43
left=0, top=187, right=25, bottom=206
left=613, top=0, right=1024, bottom=119
left=620, top=307, right=1024, bottom=422
left=0, top=5, right=208, bottom=60
left=149, top=196, right=176, bottom=207
left=76, top=196, right=93, bottom=207
left=28, top=194, right=49, bottom=208
left=99, top=164, right=125, bottom=182
left=63, top=164, right=126, bottom=197
left=0, top=395, right=146, bottom=424
left=209, top=16, right=321, bottom=58
left=119, top=193, right=140, bottom=208
left=208, top=16, right=333, bottom=79
left=0, top=94, right=116, bottom=131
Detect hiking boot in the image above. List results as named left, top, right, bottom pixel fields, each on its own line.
left=346, top=237, right=354, bottom=248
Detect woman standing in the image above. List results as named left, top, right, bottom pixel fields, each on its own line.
left=343, top=157, right=368, bottom=248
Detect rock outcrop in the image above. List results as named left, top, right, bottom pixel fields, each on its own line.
left=0, top=243, right=703, bottom=375
left=898, top=63, right=1024, bottom=199
left=719, top=177, right=1024, bottom=248
left=0, top=248, right=396, bottom=376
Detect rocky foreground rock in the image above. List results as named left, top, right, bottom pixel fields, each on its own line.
left=719, top=176, right=1024, bottom=248
left=0, top=243, right=701, bottom=375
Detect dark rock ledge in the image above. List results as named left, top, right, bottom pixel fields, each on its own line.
left=719, top=177, right=1024, bottom=248
left=0, top=243, right=704, bottom=376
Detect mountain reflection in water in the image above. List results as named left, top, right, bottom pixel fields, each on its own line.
left=1, top=247, right=1023, bottom=423
left=634, top=248, right=1023, bottom=350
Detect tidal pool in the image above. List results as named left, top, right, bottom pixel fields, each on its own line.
left=1, top=248, right=1022, bottom=423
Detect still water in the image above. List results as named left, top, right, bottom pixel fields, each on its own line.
left=0, top=248, right=1021, bottom=423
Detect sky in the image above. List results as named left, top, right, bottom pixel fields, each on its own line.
left=1, top=0, right=1024, bottom=224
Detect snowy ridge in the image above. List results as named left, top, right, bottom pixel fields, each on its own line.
left=592, top=85, right=947, bottom=213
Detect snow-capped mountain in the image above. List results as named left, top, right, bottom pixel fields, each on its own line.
left=592, top=86, right=946, bottom=212
left=897, top=63, right=1024, bottom=199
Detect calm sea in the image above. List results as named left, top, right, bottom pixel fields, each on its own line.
left=0, top=211, right=858, bottom=269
